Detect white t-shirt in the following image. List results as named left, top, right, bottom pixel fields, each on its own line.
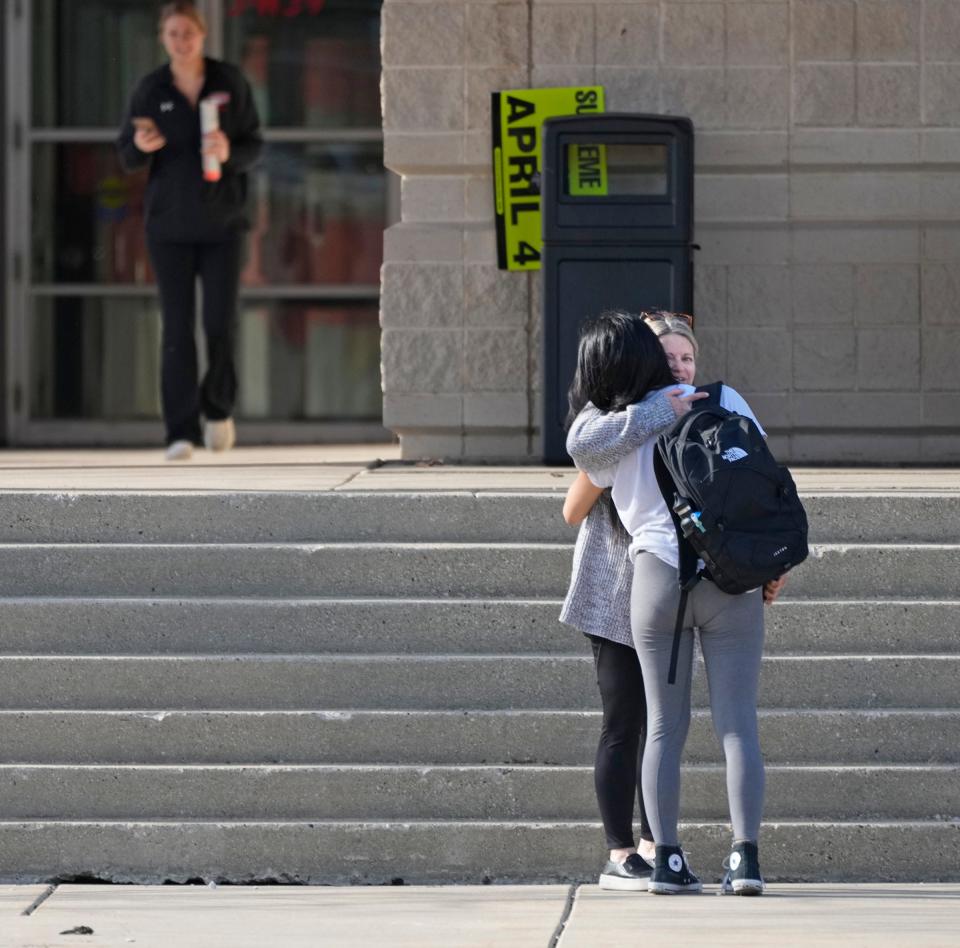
left=586, top=384, right=764, bottom=569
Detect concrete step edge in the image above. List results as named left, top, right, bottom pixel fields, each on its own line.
left=2, top=542, right=959, bottom=550
left=0, top=546, right=954, bottom=600
left=1, top=599, right=955, bottom=659
left=2, top=595, right=960, bottom=605
left=2, top=707, right=956, bottom=715
left=0, top=821, right=956, bottom=885
left=1, top=763, right=956, bottom=772
left=3, top=489, right=960, bottom=498
left=0, top=818, right=955, bottom=827
left=1, top=658, right=954, bottom=711
left=2, top=654, right=958, bottom=661
left=3, top=769, right=954, bottom=820
left=3, top=493, right=957, bottom=549
left=4, top=489, right=958, bottom=496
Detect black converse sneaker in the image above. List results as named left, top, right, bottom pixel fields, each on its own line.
left=721, top=840, right=764, bottom=896
left=598, top=853, right=653, bottom=891
left=647, top=844, right=703, bottom=894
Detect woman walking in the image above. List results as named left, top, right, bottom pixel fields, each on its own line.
left=118, top=1, right=262, bottom=460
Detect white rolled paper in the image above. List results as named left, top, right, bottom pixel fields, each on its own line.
left=200, top=97, right=221, bottom=182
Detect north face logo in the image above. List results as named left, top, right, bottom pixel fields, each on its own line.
left=160, top=101, right=174, bottom=112
left=721, top=447, right=748, bottom=463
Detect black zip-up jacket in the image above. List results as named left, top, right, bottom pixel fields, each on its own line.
left=117, top=58, right=263, bottom=242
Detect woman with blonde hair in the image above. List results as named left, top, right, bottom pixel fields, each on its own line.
left=562, top=310, right=784, bottom=894
left=117, top=1, right=262, bottom=460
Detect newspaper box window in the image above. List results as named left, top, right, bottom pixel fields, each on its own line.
left=565, top=143, right=669, bottom=197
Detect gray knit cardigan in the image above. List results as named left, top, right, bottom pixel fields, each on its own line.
left=559, top=394, right=677, bottom=646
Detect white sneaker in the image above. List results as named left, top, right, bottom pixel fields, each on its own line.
left=165, top=440, right=194, bottom=461
left=204, top=418, right=236, bottom=452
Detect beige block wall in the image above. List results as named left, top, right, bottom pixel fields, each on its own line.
left=380, top=0, right=960, bottom=463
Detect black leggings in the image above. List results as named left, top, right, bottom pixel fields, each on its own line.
left=148, top=235, right=243, bottom=445
left=588, top=634, right=653, bottom=850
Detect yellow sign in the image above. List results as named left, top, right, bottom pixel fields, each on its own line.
left=492, top=86, right=604, bottom=271
left=567, top=143, right=608, bottom=196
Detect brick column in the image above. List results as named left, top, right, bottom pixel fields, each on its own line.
left=380, top=0, right=960, bottom=464
left=380, top=0, right=534, bottom=459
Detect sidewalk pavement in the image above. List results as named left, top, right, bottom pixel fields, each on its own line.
left=1, top=445, right=960, bottom=492
left=3, top=883, right=960, bottom=947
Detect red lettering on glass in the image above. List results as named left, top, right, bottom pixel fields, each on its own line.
left=227, top=0, right=326, bottom=15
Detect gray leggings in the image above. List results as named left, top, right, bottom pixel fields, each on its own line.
left=630, top=552, right=765, bottom=846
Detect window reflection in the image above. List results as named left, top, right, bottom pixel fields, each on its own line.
left=33, top=0, right=164, bottom=128
left=32, top=0, right=381, bottom=130
left=243, top=143, right=384, bottom=287
left=31, top=298, right=381, bottom=422
left=32, top=143, right=384, bottom=287
left=225, top=0, right=381, bottom=128
left=32, top=144, right=153, bottom=285
left=238, top=302, right=381, bottom=420
left=31, top=297, right=162, bottom=420
left=27, top=0, right=385, bottom=429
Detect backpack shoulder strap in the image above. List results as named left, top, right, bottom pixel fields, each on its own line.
left=653, top=443, right=701, bottom=685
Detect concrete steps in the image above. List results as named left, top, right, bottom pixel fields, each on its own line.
left=3, top=491, right=960, bottom=543
left=0, top=542, right=957, bottom=598
left=0, top=821, right=956, bottom=885
left=1, top=709, right=958, bottom=765
left=0, top=488, right=957, bottom=883
left=0, top=597, right=957, bottom=654
left=0, top=764, right=956, bottom=822
left=0, top=655, right=957, bottom=710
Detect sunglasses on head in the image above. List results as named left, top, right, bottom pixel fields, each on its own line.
left=640, top=310, right=694, bottom=328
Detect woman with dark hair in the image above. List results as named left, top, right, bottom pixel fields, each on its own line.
left=561, top=310, right=770, bottom=896
left=117, top=1, right=262, bottom=460
left=560, top=312, right=695, bottom=889
left=565, top=310, right=679, bottom=423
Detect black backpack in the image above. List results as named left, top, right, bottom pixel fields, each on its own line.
left=653, top=382, right=809, bottom=683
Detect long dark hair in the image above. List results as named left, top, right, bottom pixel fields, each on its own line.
left=566, top=310, right=676, bottom=427
left=565, top=310, right=676, bottom=534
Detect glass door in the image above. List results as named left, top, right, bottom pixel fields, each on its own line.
left=4, top=0, right=388, bottom=445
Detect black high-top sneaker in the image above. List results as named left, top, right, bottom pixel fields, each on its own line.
left=647, top=844, right=702, bottom=894
left=721, top=840, right=764, bottom=896
left=598, top=853, right=653, bottom=891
